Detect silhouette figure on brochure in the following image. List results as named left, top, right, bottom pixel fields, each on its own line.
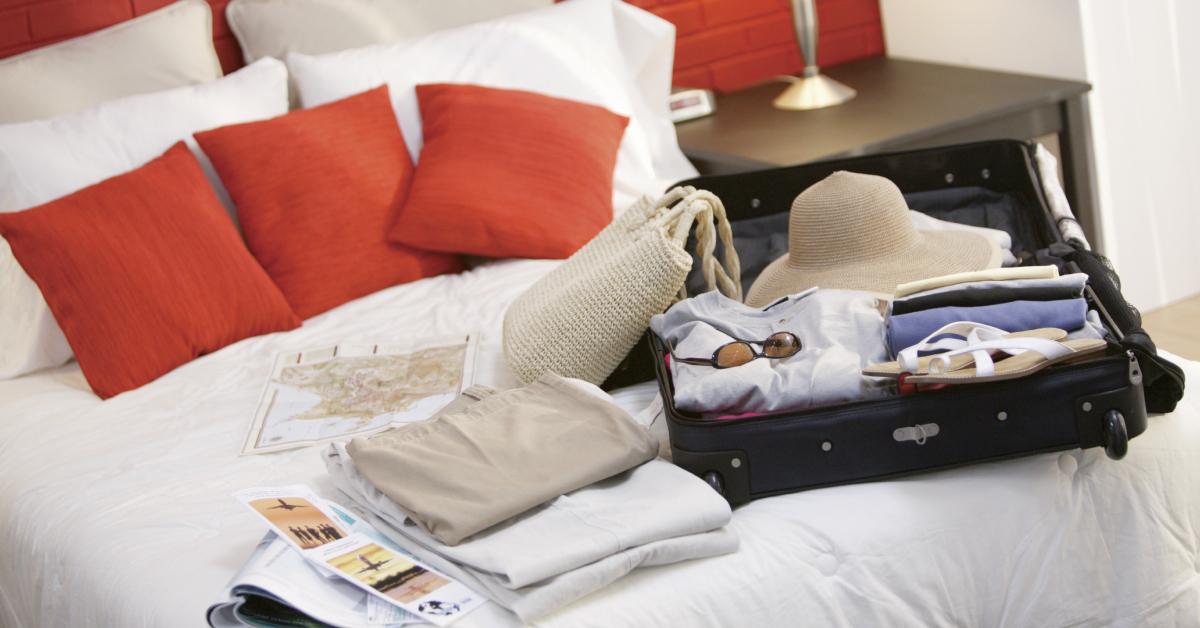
left=289, top=524, right=344, bottom=547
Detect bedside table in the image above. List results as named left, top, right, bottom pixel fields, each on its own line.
left=675, top=57, right=1101, bottom=249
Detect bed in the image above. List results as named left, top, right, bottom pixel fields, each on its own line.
left=0, top=258, right=1198, bottom=627
left=1, top=1, right=1198, bottom=627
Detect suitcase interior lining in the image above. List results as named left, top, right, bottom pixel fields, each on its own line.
left=679, top=140, right=1061, bottom=297
left=664, top=140, right=1115, bottom=423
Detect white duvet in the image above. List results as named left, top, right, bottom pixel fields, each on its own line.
left=1, top=259, right=1197, bottom=627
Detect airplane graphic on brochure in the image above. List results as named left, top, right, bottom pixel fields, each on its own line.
left=356, top=554, right=393, bottom=574
left=267, top=499, right=307, bottom=511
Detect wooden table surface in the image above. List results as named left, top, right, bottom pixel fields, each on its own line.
left=675, top=56, right=1091, bottom=168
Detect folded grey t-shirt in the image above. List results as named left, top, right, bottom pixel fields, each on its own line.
left=650, top=289, right=892, bottom=416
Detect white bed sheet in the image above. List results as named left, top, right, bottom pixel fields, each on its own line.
left=0, top=259, right=1197, bottom=627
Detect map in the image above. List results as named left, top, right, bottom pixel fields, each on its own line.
left=243, top=336, right=478, bottom=454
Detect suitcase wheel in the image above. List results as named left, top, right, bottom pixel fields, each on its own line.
left=702, top=470, right=725, bottom=495
left=1103, top=409, right=1129, bottom=460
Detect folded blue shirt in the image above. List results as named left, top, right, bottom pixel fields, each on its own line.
left=888, top=298, right=1089, bottom=355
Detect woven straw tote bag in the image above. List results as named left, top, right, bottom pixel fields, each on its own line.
left=503, top=186, right=742, bottom=385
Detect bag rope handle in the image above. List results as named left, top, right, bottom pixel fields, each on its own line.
left=646, top=186, right=694, bottom=221
left=654, top=187, right=742, bottom=302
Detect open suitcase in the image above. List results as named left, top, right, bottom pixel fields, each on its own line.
left=632, top=140, right=1186, bottom=505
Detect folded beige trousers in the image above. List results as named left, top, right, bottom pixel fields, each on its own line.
left=346, top=373, right=659, bottom=545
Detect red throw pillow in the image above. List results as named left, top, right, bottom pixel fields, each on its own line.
left=391, top=83, right=630, bottom=259
left=0, top=143, right=300, bottom=399
left=194, top=86, right=462, bottom=319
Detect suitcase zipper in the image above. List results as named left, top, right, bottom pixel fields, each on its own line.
left=1127, top=350, right=1143, bottom=386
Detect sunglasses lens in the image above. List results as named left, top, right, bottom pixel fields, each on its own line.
left=762, top=332, right=801, bottom=358
left=715, top=342, right=755, bottom=368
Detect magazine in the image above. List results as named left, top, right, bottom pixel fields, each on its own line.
left=243, top=335, right=479, bottom=454
left=208, top=487, right=483, bottom=627
left=206, top=533, right=415, bottom=628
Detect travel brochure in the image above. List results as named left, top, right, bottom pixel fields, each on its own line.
left=207, top=485, right=483, bottom=627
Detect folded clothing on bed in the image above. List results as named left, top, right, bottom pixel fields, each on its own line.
left=324, top=443, right=736, bottom=621
left=891, top=272, right=1090, bottom=316
left=651, top=288, right=892, bottom=415
left=907, top=209, right=1018, bottom=267
left=887, top=272, right=1098, bottom=355
left=345, top=373, right=659, bottom=545
left=888, top=299, right=1088, bottom=355
left=893, top=265, right=1061, bottom=299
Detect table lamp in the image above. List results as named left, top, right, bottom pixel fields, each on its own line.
left=774, top=0, right=856, bottom=110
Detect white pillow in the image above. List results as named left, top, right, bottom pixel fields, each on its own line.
left=287, top=0, right=696, bottom=215
left=0, top=0, right=223, bottom=124
left=0, top=58, right=289, bottom=380
left=227, top=0, right=553, bottom=64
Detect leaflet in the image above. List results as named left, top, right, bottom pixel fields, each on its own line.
left=234, top=486, right=483, bottom=626
left=207, top=533, right=402, bottom=627
left=208, top=496, right=418, bottom=628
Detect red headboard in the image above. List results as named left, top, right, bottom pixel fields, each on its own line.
left=0, top=0, right=245, bottom=73
left=1, top=0, right=884, bottom=92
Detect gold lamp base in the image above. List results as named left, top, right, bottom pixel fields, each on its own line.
left=773, top=73, right=857, bottom=111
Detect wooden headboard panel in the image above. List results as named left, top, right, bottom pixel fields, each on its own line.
left=0, top=0, right=244, bottom=73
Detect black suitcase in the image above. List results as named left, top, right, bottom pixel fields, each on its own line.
left=640, top=140, right=1186, bottom=505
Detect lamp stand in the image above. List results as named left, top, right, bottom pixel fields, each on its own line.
left=774, top=0, right=856, bottom=110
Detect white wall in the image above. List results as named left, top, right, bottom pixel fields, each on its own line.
left=1076, top=0, right=1200, bottom=312
left=879, top=0, right=1200, bottom=312
left=879, top=0, right=1087, bottom=80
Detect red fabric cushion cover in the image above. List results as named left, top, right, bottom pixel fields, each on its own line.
left=390, top=83, right=629, bottom=259
left=0, top=143, right=301, bottom=399
left=194, top=86, right=462, bottom=318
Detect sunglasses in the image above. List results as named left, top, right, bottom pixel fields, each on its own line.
left=673, top=332, right=802, bottom=369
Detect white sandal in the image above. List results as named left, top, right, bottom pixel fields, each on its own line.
left=863, top=322, right=1068, bottom=378
left=904, top=336, right=1107, bottom=384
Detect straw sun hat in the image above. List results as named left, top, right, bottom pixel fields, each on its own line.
left=745, top=171, right=1001, bottom=306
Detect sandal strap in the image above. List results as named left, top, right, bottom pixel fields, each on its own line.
left=930, top=348, right=996, bottom=376
left=896, top=322, right=1009, bottom=372
left=928, top=336, right=1075, bottom=376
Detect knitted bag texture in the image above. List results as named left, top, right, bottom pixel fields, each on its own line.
left=503, top=187, right=742, bottom=385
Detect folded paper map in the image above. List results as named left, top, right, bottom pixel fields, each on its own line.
left=243, top=336, right=478, bottom=454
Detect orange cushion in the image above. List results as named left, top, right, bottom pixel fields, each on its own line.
left=0, top=143, right=301, bottom=399
left=391, top=83, right=629, bottom=259
left=194, top=86, right=462, bottom=319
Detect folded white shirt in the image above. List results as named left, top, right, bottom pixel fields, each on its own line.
left=323, top=443, right=736, bottom=621
left=909, top=210, right=1019, bottom=266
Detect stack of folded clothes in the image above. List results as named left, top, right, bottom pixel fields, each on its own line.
left=887, top=265, right=1108, bottom=355
left=323, top=373, right=737, bottom=621
left=864, top=266, right=1112, bottom=387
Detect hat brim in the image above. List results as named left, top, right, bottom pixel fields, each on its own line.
left=745, top=230, right=1002, bottom=306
